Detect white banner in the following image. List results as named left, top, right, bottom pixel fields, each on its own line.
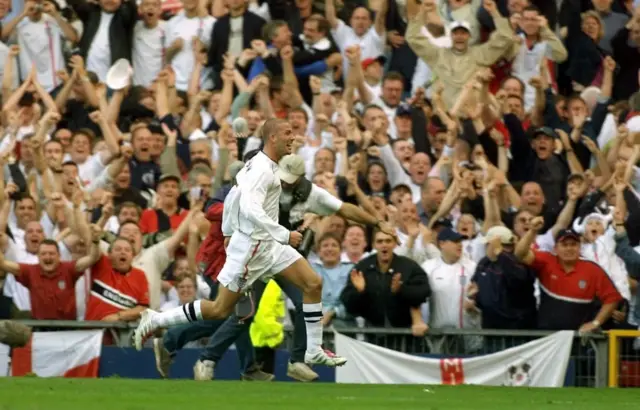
left=0, top=344, right=8, bottom=377
left=335, top=331, right=574, bottom=387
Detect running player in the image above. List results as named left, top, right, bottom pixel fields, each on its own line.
left=134, top=118, right=346, bottom=366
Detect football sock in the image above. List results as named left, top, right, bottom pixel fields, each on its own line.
left=153, top=300, right=203, bottom=327
left=303, top=302, right=324, bottom=354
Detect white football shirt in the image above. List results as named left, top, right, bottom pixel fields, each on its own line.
left=228, top=151, right=290, bottom=244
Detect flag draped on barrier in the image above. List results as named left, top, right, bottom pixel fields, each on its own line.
left=1, top=330, right=103, bottom=377
left=335, top=331, right=573, bottom=387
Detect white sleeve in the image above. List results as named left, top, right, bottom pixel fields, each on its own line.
left=248, top=1, right=271, bottom=21
left=239, top=168, right=290, bottom=244
left=84, top=165, right=113, bottom=193
left=147, top=242, right=174, bottom=274
left=536, top=230, right=555, bottom=252
left=379, top=144, right=413, bottom=188
left=367, top=26, right=385, bottom=54
left=331, top=20, right=350, bottom=49
left=307, top=184, right=343, bottom=216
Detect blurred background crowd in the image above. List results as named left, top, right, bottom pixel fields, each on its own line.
left=1, top=0, right=640, bottom=378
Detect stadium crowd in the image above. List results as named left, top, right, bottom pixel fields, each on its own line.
left=1, top=0, right=640, bottom=380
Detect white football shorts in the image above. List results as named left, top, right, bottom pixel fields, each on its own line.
left=217, top=231, right=302, bottom=292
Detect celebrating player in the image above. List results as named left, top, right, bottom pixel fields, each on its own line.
left=134, top=119, right=346, bottom=366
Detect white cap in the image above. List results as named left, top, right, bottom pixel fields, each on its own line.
left=105, top=59, right=132, bottom=90
left=481, top=226, right=516, bottom=244
left=189, top=129, right=207, bottom=141
left=627, top=115, right=640, bottom=133
left=276, top=154, right=306, bottom=184
left=449, top=21, right=471, bottom=33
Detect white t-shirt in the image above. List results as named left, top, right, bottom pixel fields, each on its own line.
left=132, top=20, right=168, bottom=87
left=165, top=12, right=216, bottom=91
left=331, top=20, right=384, bottom=80
left=86, top=12, right=115, bottom=82
left=16, top=15, right=65, bottom=91
left=224, top=151, right=290, bottom=243
left=421, top=256, right=479, bottom=330
left=2, top=242, right=38, bottom=311
left=228, top=16, right=243, bottom=57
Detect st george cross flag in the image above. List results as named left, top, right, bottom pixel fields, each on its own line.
left=4, top=330, right=103, bottom=377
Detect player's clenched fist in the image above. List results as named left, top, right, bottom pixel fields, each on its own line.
left=289, top=231, right=303, bottom=247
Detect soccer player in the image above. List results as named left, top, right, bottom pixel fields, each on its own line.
left=134, top=119, right=346, bottom=366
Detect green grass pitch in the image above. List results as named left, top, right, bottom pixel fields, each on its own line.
left=0, top=378, right=638, bottom=410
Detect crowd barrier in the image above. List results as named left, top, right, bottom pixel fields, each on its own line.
left=0, top=320, right=638, bottom=387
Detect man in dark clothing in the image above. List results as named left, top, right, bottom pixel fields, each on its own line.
left=505, top=123, right=570, bottom=216
left=208, top=0, right=265, bottom=89
left=470, top=227, right=537, bottom=334
left=341, top=229, right=431, bottom=351
left=67, top=0, right=137, bottom=81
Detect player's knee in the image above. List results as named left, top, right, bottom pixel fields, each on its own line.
left=203, top=301, right=231, bottom=320
left=304, top=274, right=322, bottom=296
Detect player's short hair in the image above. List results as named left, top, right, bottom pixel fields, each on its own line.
left=260, top=118, right=286, bottom=141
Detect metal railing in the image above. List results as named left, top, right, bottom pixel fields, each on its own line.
left=7, top=320, right=621, bottom=387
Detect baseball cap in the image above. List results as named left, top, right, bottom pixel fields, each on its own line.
left=531, top=126, right=558, bottom=139
left=158, top=173, right=181, bottom=185
left=482, top=226, right=516, bottom=245
left=437, top=228, right=465, bottom=242
left=449, top=21, right=471, bottom=33
left=396, top=103, right=412, bottom=117
left=432, top=217, right=453, bottom=229
left=627, top=115, right=640, bottom=133
left=555, top=229, right=581, bottom=243
left=228, top=161, right=245, bottom=180
left=276, top=154, right=306, bottom=184
left=361, top=55, right=386, bottom=70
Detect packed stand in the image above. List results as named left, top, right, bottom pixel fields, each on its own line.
left=0, top=0, right=640, bottom=372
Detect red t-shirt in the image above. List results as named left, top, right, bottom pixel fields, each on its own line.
left=139, top=208, right=188, bottom=235
left=17, top=261, right=80, bottom=320
left=85, top=255, right=150, bottom=321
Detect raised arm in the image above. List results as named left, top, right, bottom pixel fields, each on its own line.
left=44, top=2, right=78, bottom=43
left=515, top=216, right=544, bottom=264
left=0, top=252, right=20, bottom=277
left=325, top=0, right=339, bottom=29
left=405, top=0, right=440, bottom=66
left=161, top=196, right=206, bottom=255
